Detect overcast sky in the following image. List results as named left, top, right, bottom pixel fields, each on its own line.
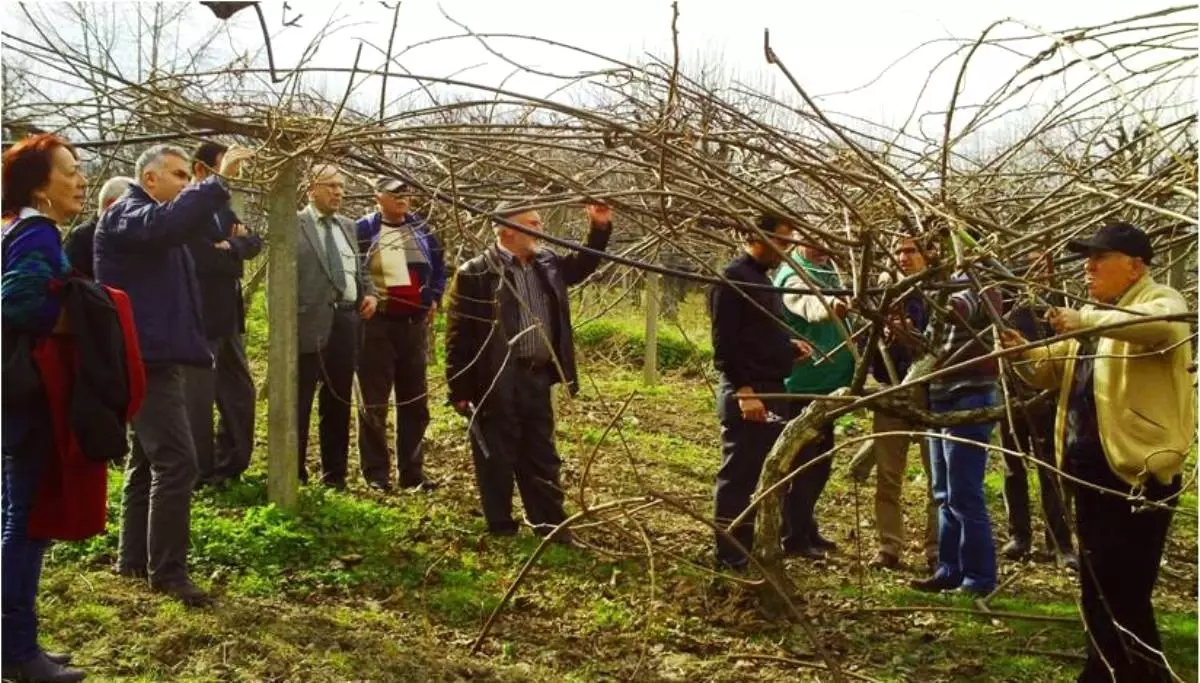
left=4, top=1, right=1191, bottom=144
left=225, top=0, right=1187, bottom=131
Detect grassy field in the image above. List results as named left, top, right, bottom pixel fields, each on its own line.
left=38, top=292, right=1197, bottom=682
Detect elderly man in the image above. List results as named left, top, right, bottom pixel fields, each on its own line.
left=354, top=177, right=446, bottom=492
left=445, top=202, right=612, bottom=541
left=709, top=214, right=814, bottom=570
left=96, top=144, right=250, bottom=606
left=772, top=234, right=853, bottom=559
left=64, top=175, right=132, bottom=278
left=296, top=164, right=377, bottom=489
left=184, top=141, right=262, bottom=489
left=1000, top=221, right=1193, bottom=683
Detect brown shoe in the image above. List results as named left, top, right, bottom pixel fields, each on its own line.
left=868, top=551, right=900, bottom=569
left=152, top=580, right=214, bottom=608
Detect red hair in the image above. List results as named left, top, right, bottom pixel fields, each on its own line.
left=1, top=133, right=78, bottom=219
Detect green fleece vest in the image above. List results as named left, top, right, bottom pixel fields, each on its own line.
left=774, top=256, right=855, bottom=395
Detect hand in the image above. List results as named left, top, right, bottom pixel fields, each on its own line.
left=831, top=298, right=849, bottom=318
left=452, top=400, right=472, bottom=417
left=585, top=202, right=613, bottom=228
left=1046, top=307, right=1082, bottom=335
left=359, top=295, right=378, bottom=320
left=791, top=339, right=813, bottom=361
left=214, top=240, right=232, bottom=251
left=219, top=146, right=255, bottom=178
left=231, top=222, right=248, bottom=238
left=736, top=388, right=767, bottom=423
left=997, top=328, right=1028, bottom=350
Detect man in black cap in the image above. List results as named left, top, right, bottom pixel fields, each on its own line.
left=354, top=177, right=446, bottom=492
left=999, top=221, right=1193, bottom=683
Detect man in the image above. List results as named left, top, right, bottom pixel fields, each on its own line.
left=63, top=175, right=132, bottom=278
left=999, top=248, right=1075, bottom=568
left=772, top=236, right=854, bottom=558
left=355, top=177, right=446, bottom=492
left=95, top=143, right=250, bottom=606
left=910, top=229, right=1003, bottom=597
left=296, top=164, right=377, bottom=489
left=864, top=235, right=938, bottom=571
left=1000, top=221, right=1192, bottom=683
left=445, top=202, right=612, bottom=541
left=709, top=214, right=813, bottom=570
left=184, top=142, right=262, bottom=489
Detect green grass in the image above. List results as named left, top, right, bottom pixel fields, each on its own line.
left=34, top=292, right=1198, bottom=682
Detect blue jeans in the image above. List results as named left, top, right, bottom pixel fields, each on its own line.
left=1, top=411, right=49, bottom=665
left=928, top=389, right=997, bottom=592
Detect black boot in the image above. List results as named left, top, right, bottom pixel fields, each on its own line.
left=1, top=653, right=86, bottom=682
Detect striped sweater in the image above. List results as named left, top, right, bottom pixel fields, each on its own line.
left=2, top=209, right=70, bottom=335
left=926, top=273, right=1001, bottom=402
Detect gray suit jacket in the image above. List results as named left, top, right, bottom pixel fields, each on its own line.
left=296, top=207, right=375, bottom=355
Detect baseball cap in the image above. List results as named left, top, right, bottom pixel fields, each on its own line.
left=373, top=176, right=409, bottom=194
left=1065, top=221, right=1153, bottom=264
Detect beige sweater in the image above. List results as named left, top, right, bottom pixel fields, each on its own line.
left=1015, top=274, right=1195, bottom=485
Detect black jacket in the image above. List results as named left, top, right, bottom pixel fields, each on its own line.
left=708, top=253, right=794, bottom=389
left=63, top=217, right=97, bottom=279
left=188, top=205, right=262, bottom=339
left=445, top=224, right=611, bottom=406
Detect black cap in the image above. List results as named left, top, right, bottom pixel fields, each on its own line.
left=1066, top=221, right=1153, bottom=264
left=373, top=176, right=409, bottom=194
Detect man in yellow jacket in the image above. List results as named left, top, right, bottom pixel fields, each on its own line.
left=999, top=221, right=1193, bottom=683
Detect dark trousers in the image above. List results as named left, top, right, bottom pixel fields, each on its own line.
left=1, top=411, right=48, bottom=665
left=186, top=333, right=257, bottom=487
left=298, top=309, right=360, bottom=487
left=1001, top=407, right=1071, bottom=552
left=713, top=378, right=822, bottom=568
left=469, top=364, right=566, bottom=534
left=118, top=365, right=198, bottom=588
left=783, top=399, right=835, bottom=551
left=1074, top=465, right=1178, bottom=683
left=357, top=314, right=430, bottom=487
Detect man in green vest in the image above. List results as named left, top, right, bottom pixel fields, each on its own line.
left=772, top=238, right=856, bottom=558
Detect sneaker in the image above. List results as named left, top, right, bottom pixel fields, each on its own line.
left=365, top=481, right=392, bottom=493
left=42, top=652, right=71, bottom=666
left=1001, top=538, right=1030, bottom=560
left=1, top=652, right=86, bottom=682
left=955, top=584, right=992, bottom=598
left=909, top=574, right=960, bottom=593
left=1057, top=551, right=1080, bottom=572
left=781, top=544, right=826, bottom=560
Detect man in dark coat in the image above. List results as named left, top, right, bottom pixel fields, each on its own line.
left=445, top=203, right=612, bottom=541
left=95, top=143, right=250, bottom=606
left=183, top=142, right=262, bottom=489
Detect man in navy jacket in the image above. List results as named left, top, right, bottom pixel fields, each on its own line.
left=95, top=143, right=250, bottom=607
left=183, top=142, right=263, bottom=490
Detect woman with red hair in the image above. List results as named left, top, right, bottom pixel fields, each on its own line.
left=1, top=134, right=90, bottom=683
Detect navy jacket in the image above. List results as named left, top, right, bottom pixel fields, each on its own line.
left=355, top=211, right=447, bottom=310
left=870, top=288, right=930, bottom=385
left=94, top=179, right=231, bottom=367
left=189, top=205, right=263, bottom=339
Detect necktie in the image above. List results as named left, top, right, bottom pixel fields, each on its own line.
left=322, top=218, right=346, bottom=298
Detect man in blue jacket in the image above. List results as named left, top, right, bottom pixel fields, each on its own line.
left=96, top=143, right=250, bottom=607
left=354, top=177, right=446, bottom=491
left=184, top=142, right=262, bottom=490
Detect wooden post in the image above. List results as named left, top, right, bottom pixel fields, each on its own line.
left=644, top=272, right=660, bottom=386
left=266, top=160, right=299, bottom=511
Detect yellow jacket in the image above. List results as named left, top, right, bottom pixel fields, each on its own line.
left=1015, top=274, right=1195, bottom=486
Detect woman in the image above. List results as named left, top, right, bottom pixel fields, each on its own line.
left=2, top=133, right=92, bottom=683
